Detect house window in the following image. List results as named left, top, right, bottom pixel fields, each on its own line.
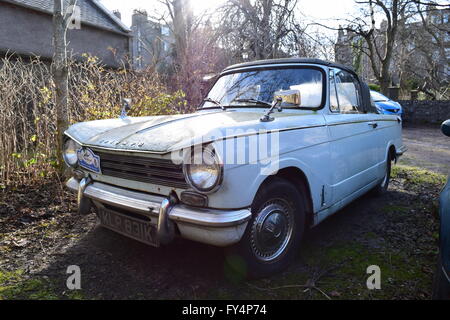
left=163, top=41, right=169, bottom=52
left=443, top=13, right=449, bottom=24
left=161, top=26, right=170, bottom=36
left=433, top=14, right=440, bottom=24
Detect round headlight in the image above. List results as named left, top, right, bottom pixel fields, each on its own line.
left=63, top=139, right=81, bottom=167
left=183, top=147, right=223, bottom=193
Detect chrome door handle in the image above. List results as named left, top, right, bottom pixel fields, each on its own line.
left=368, top=122, right=378, bottom=129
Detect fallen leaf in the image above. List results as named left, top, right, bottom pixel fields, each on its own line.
left=330, top=291, right=341, bottom=297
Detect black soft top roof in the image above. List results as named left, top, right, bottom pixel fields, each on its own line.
left=223, top=58, right=357, bottom=76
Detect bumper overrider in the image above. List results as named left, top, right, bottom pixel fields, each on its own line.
left=66, top=177, right=251, bottom=247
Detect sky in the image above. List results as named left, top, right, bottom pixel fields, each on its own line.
left=100, top=0, right=360, bottom=30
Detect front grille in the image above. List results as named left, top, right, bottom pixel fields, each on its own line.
left=96, top=151, right=188, bottom=189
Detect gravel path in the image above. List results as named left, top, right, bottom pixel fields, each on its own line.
left=400, top=124, right=450, bottom=175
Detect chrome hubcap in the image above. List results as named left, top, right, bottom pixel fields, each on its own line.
left=250, top=200, right=294, bottom=262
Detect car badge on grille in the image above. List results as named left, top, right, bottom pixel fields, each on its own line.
left=77, top=148, right=102, bottom=174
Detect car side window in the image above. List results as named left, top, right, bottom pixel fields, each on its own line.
left=333, top=68, right=361, bottom=114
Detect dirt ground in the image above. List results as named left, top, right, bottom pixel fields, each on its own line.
left=0, top=124, right=448, bottom=300
left=400, top=124, right=450, bottom=175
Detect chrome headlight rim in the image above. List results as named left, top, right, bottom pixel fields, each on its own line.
left=182, top=145, right=223, bottom=194
left=63, top=138, right=81, bottom=168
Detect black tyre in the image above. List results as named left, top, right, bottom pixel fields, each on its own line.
left=373, top=151, right=392, bottom=195
left=225, top=177, right=306, bottom=279
left=432, top=254, right=450, bottom=300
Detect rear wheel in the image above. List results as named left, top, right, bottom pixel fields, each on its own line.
left=373, top=151, right=392, bottom=195
left=225, top=177, right=306, bottom=279
left=432, top=255, right=450, bottom=300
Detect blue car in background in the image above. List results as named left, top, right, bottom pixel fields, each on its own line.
left=432, top=119, right=450, bottom=300
left=370, top=90, right=403, bottom=116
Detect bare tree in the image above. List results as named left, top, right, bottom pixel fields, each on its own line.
left=52, top=0, right=77, bottom=172
left=217, top=0, right=302, bottom=61
left=334, top=0, right=419, bottom=94
left=325, top=0, right=450, bottom=95
left=411, top=1, right=450, bottom=99
left=158, top=0, right=197, bottom=68
left=148, top=0, right=227, bottom=106
left=293, top=26, right=337, bottom=60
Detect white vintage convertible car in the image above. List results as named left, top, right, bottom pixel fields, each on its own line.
left=64, top=58, right=406, bottom=278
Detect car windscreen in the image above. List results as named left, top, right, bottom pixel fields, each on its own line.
left=371, top=91, right=389, bottom=102
left=202, top=67, right=324, bottom=108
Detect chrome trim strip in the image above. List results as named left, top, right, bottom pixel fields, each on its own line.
left=64, top=132, right=169, bottom=155
left=66, top=118, right=399, bottom=155
left=326, top=119, right=399, bottom=126
left=66, top=178, right=252, bottom=228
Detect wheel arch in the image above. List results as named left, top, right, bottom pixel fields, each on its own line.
left=255, top=166, right=314, bottom=228
left=388, top=143, right=397, bottom=163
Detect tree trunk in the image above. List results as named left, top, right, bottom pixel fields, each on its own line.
left=52, top=0, right=69, bottom=174
left=172, top=0, right=188, bottom=67
left=379, top=77, right=390, bottom=96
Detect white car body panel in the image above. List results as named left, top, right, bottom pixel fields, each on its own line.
left=65, top=62, right=406, bottom=247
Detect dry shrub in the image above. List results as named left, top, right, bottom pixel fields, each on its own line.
left=0, top=55, right=188, bottom=189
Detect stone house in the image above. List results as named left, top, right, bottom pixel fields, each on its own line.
left=0, top=0, right=131, bottom=68
left=131, top=10, right=174, bottom=71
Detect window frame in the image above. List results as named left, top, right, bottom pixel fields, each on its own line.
left=206, top=65, right=327, bottom=111
left=329, top=69, right=340, bottom=113
left=329, top=67, right=363, bottom=115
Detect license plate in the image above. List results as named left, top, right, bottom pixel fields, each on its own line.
left=97, top=208, right=159, bottom=247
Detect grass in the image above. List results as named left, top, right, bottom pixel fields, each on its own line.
left=0, top=269, right=86, bottom=300
left=0, top=270, right=57, bottom=300
left=392, top=164, right=447, bottom=186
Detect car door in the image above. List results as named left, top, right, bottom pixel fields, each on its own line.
left=324, top=68, right=379, bottom=205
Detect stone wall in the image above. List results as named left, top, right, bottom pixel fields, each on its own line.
left=399, top=100, right=450, bottom=124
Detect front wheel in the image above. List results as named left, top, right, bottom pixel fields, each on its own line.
left=225, top=177, right=306, bottom=279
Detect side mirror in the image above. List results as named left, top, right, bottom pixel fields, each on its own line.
left=202, top=73, right=218, bottom=82
left=120, top=98, right=132, bottom=118
left=442, top=119, right=450, bottom=137
left=274, top=90, right=301, bottom=106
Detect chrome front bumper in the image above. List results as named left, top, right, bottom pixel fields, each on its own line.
left=66, top=177, right=251, bottom=247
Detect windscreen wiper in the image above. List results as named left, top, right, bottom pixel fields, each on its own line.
left=233, top=98, right=271, bottom=107
left=203, top=98, right=226, bottom=110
